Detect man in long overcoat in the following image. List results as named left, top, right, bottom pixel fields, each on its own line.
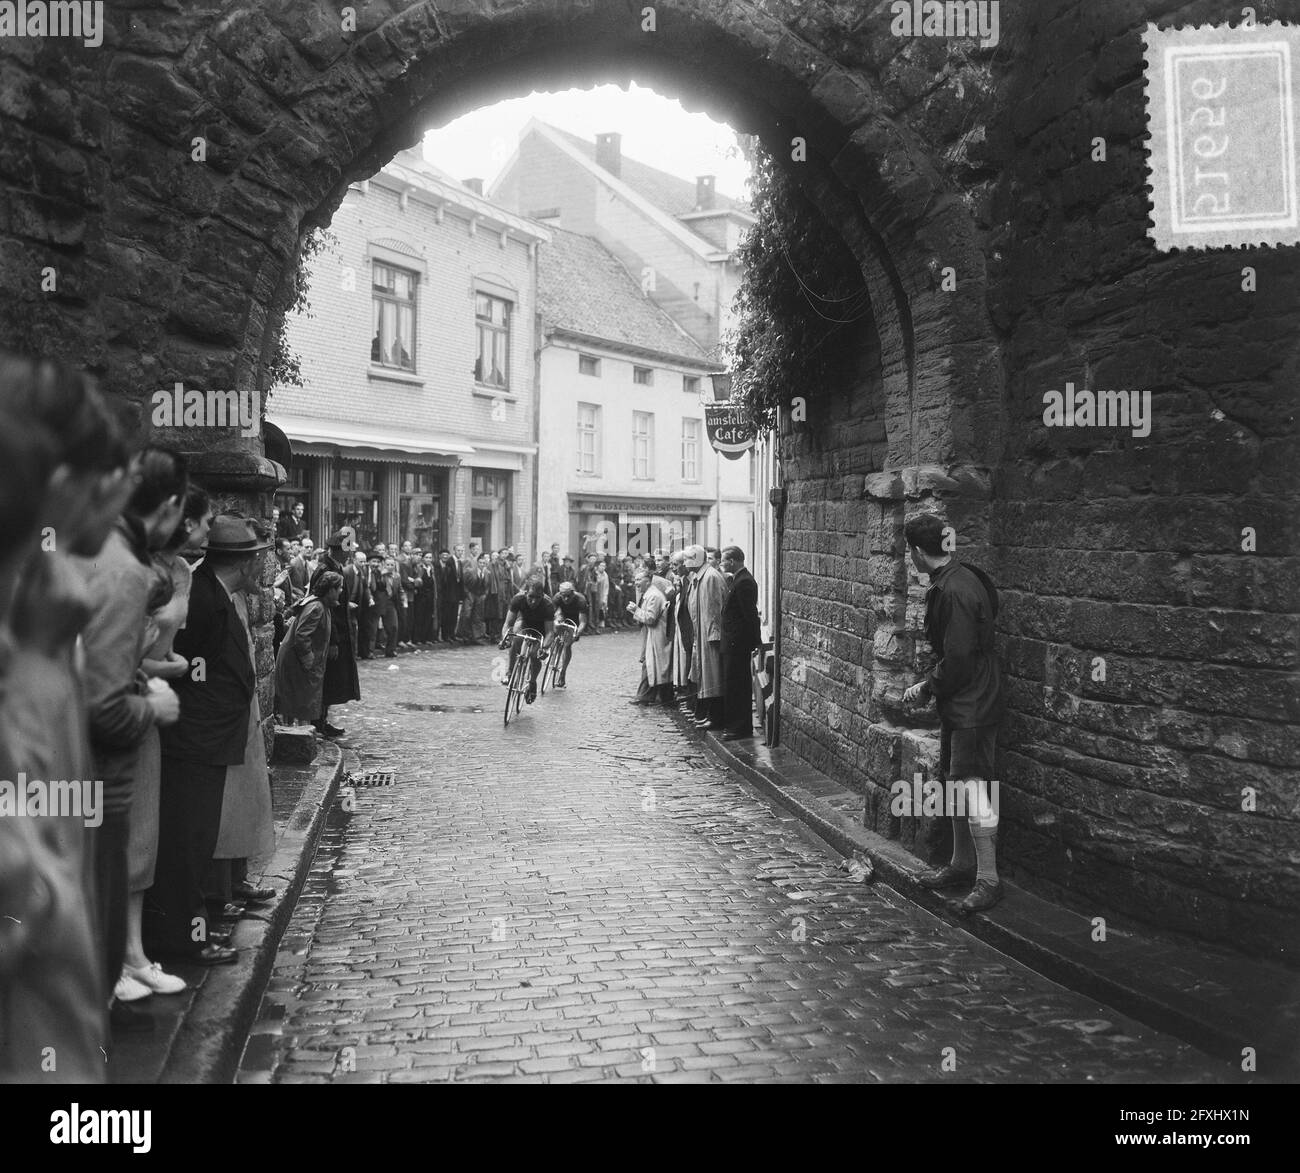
left=628, top=569, right=673, bottom=706
left=145, top=516, right=265, bottom=964
left=719, top=546, right=762, bottom=740
left=690, top=544, right=726, bottom=730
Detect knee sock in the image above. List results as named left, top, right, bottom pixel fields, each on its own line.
left=970, top=824, right=998, bottom=883
left=967, top=778, right=999, bottom=883
left=949, top=815, right=976, bottom=871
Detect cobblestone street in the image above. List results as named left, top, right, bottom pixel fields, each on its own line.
left=239, top=633, right=1227, bottom=1084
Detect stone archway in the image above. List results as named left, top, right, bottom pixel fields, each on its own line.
left=0, top=0, right=1001, bottom=928
left=10, top=1, right=1293, bottom=959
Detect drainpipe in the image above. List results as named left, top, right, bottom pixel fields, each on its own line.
left=768, top=415, right=787, bottom=746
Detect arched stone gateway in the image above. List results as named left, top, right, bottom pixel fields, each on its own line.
left=1, top=1, right=1296, bottom=960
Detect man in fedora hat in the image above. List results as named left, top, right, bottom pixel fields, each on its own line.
left=310, top=531, right=362, bottom=736
left=145, top=515, right=270, bottom=966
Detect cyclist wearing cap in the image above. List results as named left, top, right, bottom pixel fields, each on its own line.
left=498, top=577, right=556, bottom=703
left=549, top=581, right=589, bottom=689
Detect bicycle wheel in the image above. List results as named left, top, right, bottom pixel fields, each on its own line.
left=503, top=650, right=525, bottom=727
left=539, top=645, right=553, bottom=695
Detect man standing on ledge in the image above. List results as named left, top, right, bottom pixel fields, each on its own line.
left=719, top=546, right=761, bottom=741
left=901, top=514, right=1005, bottom=913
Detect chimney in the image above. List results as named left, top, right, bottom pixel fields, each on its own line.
left=595, top=132, right=622, bottom=178
left=696, top=175, right=716, bottom=211
left=463, top=177, right=483, bottom=195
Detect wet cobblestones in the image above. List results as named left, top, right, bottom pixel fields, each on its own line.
left=238, top=635, right=1230, bottom=1083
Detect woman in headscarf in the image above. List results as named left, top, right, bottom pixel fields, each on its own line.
left=276, top=570, right=342, bottom=725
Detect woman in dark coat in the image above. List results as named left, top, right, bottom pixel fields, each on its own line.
left=276, top=571, right=341, bottom=724
left=309, top=536, right=361, bottom=737
left=414, top=551, right=437, bottom=644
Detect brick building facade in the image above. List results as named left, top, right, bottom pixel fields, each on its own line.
left=270, top=149, right=549, bottom=558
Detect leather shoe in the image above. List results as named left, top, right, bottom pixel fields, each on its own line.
left=959, top=879, right=1004, bottom=914
left=207, top=928, right=233, bottom=946
left=233, top=881, right=276, bottom=903
left=192, top=944, right=239, bottom=965
left=208, top=901, right=246, bottom=921
left=918, top=864, right=976, bottom=890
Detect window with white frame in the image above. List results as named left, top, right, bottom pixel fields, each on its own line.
left=371, top=262, right=417, bottom=370
left=683, top=374, right=700, bottom=396
left=474, top=293, right=511, bottom=389
left=577, top=403, right=600, bottom=474
left=633, top=412, right=654, bottom=479
left=633, top=366, right=654, bottom=386
left=579, top=354, right=601, bottom=377
left=682, top=418, right=701, bottom=481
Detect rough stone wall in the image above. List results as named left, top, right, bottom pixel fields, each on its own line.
left=774, top=0, right=1300, bottom=961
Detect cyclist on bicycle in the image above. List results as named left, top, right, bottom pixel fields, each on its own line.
left=498, top=576, right=556, bottom=703
left=549, top=581, right=589, bottom=689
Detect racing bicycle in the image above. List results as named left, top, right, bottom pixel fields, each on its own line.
left=502, top=628, right=545, bottom=727
left=540, top=619, right=579, bottom=694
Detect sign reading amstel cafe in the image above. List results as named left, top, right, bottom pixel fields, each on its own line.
left=705, top=403, right=757, bottom=460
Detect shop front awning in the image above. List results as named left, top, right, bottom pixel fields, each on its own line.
left=269, top=414, right=477, bottom=462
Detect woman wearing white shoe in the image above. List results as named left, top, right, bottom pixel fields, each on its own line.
left=119, top=487, right=212, bottom=1001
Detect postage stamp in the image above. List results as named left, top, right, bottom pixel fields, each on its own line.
left=1144, top=22, right=1298, bottom=250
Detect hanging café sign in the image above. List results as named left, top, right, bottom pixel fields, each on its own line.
left=704, top=373, right=756, bottom=460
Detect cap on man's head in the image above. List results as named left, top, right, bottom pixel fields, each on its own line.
left=682, top=545, right=706, bottom=569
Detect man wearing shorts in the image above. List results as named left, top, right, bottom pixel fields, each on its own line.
left=901, top=514, right=1005, bottom=912
left=498, top=578, right=556, bottom=703
left=550, top=582, right=589, bottom=689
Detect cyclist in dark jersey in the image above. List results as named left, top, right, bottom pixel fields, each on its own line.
left=498, top=577, right=556, bottom=702
left=549, top=581, right=589, bottom=688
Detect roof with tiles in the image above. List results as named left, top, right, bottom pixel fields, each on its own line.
left=538, top=226, right=714, bottom=364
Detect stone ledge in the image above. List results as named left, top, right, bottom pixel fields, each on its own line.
left=185, top=448, right=286, bottom=494
left=272, top=723, right=319, bottom=764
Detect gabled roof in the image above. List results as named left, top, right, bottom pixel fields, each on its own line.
left=540, top=122, right=751, bottom=219
left=538, top=227, right=718, bottom=367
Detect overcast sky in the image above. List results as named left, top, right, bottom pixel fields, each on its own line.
left=421, top=82, right=753, bottom=201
